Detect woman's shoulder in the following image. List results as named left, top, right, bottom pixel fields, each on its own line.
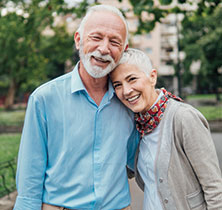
left=168, top=99, right=209, bottom=129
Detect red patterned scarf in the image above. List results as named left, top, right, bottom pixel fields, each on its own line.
left=135, top=88, right=183, bottom=137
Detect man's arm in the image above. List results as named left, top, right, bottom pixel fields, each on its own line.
left=14, top=94, right=48, bottom=210
left=127, top=125, right=140, bottom=178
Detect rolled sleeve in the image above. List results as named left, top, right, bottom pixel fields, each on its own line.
left=127, top=125, right=140, bottom=172
left=14, top=94, right=47, bottom=210
left=13, top=196, right=42, bottom=210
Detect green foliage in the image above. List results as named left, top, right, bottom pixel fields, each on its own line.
left=159, top=0, right=172, bottom=5
left=0, top=109, right=25, bottom=126
left=72, top=0, right=90, bottom=18
left=127, top=0, right=183, bottom=33
left=0, top=134, right=20, bottom=162
left=124, top=0, right=222, bottom=99
left=197, top=106, right=222, bottom=121
left=40, top=25, right=74, bottom=80
left=0, top=0, right=80, bottom=107
left=181, top=4, right=222, bottom=96
left=0, top=134, right=20, bottom=197
left=187, top=94, right=217, bottom=100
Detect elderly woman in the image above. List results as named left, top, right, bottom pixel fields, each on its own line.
left=110, top=48, right=222, bottom=210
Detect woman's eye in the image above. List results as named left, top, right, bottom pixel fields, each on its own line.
left=113, top=83, right=121, bottom=89
left=128, top=77, right=137, bottom=82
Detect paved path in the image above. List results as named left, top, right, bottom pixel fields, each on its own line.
left=1, top=133, right=221, bottom=210
left=129, top=178, right=143, bottom=210
left=212, top=133, right=222, bottom=170
left=0, top=191, right=17, bottom=210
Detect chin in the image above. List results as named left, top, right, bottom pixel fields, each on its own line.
left=128, top=107, right=140, bottom=113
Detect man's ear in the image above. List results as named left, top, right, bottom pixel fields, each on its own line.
left=74, top=32, right=81, bottom=50
left=124, top=44, right=129, bottom=51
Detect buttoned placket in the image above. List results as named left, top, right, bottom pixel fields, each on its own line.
left=92, top=93, right=111, bottom=210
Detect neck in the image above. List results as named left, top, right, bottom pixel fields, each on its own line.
left=79, top=62, right=108, bottom=105
left=142, top=89, right=159, bottom=114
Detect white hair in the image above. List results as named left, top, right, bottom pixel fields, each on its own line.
left=118, top=48, right=153, bottom=77
left=77, top=4, right=129, bottom=48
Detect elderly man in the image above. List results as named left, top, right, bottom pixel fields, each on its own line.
left=13, top=5, right=139, bottom=210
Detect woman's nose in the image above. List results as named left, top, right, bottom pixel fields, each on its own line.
left=123, top=84, right=133, bottom=96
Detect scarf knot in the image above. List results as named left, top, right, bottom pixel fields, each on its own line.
left=135, top=88, right=183, bottom=137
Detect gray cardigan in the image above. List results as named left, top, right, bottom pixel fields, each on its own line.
left=134, top=99, right=222, bottom=210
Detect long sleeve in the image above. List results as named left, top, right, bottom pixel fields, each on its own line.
left=14, top=94, right=47, bottom=210
left=177, top=107, right=222, bottom=209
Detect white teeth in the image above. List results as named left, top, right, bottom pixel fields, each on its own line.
left=94, top=56, right=108, bottom=63
left=127, top=95, right=139, bottom=102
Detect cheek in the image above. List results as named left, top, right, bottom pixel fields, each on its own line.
left=84, top=41, right=97, bottom=53
left=115, top=89, right=122, bottom=99
left=111, top=47, right=123, bottom=62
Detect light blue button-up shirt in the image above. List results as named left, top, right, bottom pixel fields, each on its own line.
left=14, top=64, right=139, bottom=210
left=137, top=91, right=164, bottom=210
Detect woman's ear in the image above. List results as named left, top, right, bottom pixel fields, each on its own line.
left=150, top=69, right=157, bottom=86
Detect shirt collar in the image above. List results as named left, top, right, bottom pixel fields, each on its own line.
left=107, top=78, right=115, bottom=100
left=70, top=62, right=115, bottom=100
left=71, top=62, right=86, bottom=93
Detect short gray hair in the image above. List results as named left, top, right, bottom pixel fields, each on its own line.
left=118, top=48, right=153, bottom=77
left=77, top=5, right=129, bottom=48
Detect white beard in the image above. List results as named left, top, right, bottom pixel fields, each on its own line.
left=79, top=43, right=117, bottom=78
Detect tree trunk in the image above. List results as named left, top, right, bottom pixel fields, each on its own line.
left=4, top=79, right=16, bottom=109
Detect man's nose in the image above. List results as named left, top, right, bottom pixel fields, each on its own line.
left=98, top=38, right=110, bottom=55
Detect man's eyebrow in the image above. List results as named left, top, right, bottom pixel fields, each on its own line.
left=88, top=32, right=102, bottom=36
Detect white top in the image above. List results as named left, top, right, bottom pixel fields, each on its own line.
left=137, top=91, right=164, bottom=210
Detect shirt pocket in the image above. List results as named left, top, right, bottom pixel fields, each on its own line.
left=186, top=189, right=206, bottom=209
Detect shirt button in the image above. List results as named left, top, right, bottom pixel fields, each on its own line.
left=159, top=178, right=163, bottom=183
left=164, top=198, right=169, bottom=204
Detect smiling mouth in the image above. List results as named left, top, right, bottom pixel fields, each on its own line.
left=127, top=95, right=140, bottom=102
left=92, top=56, right=110, bottom=64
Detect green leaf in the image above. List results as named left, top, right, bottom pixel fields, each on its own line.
left=159, top=0, right=173, bottom=5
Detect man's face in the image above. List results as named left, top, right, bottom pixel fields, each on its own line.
left=79, top=41, right=116, bottom=78
left=75, top=11, right=127, bottom=78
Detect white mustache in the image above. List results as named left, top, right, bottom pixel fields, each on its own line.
left=89, top=50, right=114, bottom=63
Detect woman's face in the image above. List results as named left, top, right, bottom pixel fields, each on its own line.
left=110, top=63, right=157, bottom=113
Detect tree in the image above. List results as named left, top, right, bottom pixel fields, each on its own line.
left=0, top=0, right=79, bottom=109
left=117, top=0, right=222, bottom=100
left=181, top=4, right=222, bottom=101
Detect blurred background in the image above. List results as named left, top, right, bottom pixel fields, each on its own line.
left=0, top=0, right=221, bottom=209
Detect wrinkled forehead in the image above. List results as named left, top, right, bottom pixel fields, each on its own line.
left=84, top=11, right=127, bottom=36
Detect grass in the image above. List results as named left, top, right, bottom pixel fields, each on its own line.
left=0, top=134, right=21, bottom=162
left=0, top=134, right=21, bottom=197
left=185, top=94, right=222, bottom=121
left=0, top=110, right=25, bottom=126
left=186, top=94, right=217, bottom=100
left=196, top=106, right=222, bottom=121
